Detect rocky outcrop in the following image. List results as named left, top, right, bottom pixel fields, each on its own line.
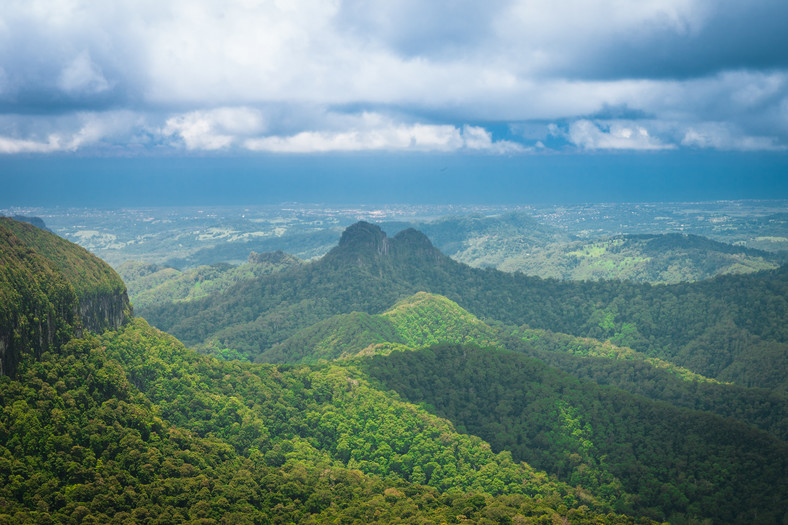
left=325, top=222, right=444, bottom=268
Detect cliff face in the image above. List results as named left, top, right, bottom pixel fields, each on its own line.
left=0, top=218, right=131, bottom=377
left=79, top=289, right=133, bottom=334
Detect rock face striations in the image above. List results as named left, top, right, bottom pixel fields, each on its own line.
left=0, top=218, right=131, bottom=377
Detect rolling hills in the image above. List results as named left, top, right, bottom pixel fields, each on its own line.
left=140, top=221, right=788, bottom=390
left=4, top=217, right=788, bottom=523
left=381, top=212, right=784, bottom=283
left=1, top=218, right=662, bottom=524
left=118, top=250, right=302, bottom=310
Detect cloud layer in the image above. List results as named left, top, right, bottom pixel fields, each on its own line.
left=1, top=0, right=786, bottom=154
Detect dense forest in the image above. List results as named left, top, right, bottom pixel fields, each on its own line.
left=118, top=251, right=302, bottom=310
left=0, top=218, right=660, bottom=523
left=362, top=344, right=788, bottom=523
left=1, top=316, right=668, bottom=524
left=140, top=222, right=788, bottom=390
left=3, top=217, right=788, bottom=523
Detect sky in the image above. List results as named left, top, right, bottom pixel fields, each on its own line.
left=2, top=0, right=788, bottom=206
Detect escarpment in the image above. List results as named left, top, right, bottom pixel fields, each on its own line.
left=0, top=218, right=131, bottom=377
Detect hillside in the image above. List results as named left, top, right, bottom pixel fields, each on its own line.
left=361, top=344, right=788, bottom=523
left=118, top=250, right=302, bottom=310
left=140, top=221, right=788, bottom=390
left=261, top=292, right=500, bottom=363
left=265, top=291, right=788, bottom=443
left=1, top=215, right=664, bottom=524
left=0, top=218, right=130, bottom=377
left=7, top=317, right=659, bottom=524
left=4, top=217, right=788, bottom=523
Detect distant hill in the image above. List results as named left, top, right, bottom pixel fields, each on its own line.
left=382, top=213, right=783, bottom=283
left=0, top=217, right=131, bottom=377
left=163, top=229, right=341, bottom=268
left=497, top=232, right=783, bottom=283
left=381, top=211, right=575, bottom=263
left=118, top=250, right=302, bottom=310
left=140, top=221, right=788, bottom=389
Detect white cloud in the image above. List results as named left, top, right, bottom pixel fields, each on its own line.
left=568, top=120, right=675, bottom=150
left=0, top=111, right=147, bottom=154
left=163, top=107, right=265, bottom=150
left=681, top=123, right=785, bottom=151
left=0, top=135, right=63, bottom=154
left=462, top=125, right=525, bottom=154
left=244, top=120, right=522, bottom=154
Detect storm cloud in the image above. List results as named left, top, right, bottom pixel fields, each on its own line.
left=0, top=0, right=786, bottom=154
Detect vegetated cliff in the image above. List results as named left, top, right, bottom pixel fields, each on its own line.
left=0, top=218, right=131, bottom=376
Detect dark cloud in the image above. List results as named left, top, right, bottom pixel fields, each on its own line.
left=584, top=104, right=654, bottom=120
left=566, top=0, right=788, bottom=80
left=0, top=1, right=786, bottom=154
left=334, top=0, right=510, bottom=58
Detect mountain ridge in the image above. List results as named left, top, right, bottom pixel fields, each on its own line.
left=3, top=216, right=787, bottom=523
left=140, top=221, right=788, bottom=390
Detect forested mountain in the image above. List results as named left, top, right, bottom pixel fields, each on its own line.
left=266, top=291, right=788, bottom=443
left=8, top=317, right=659, bottom=524
left=261, top=292, right=500, bottom=363
left=140, top=221, right=788, bottom=390
left=1, top=220, right=660, bottom=524
left=0, top=218, right=130, bottom=377
left=4, top=217, right=788, bottom=522
left=362, top=345, right=788, bottom=523
left=118, top=250, right=302, bottom=310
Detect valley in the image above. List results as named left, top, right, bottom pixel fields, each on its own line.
left=1, top=206, right=788, bottom=524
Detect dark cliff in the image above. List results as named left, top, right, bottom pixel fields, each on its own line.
left=0, top=218, right=132, bottom=376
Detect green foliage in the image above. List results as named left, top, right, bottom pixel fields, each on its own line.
left=383, top=292, right=500, bottom=349
left=96, top=320, right=576, bottom=500
left=2, top=218, right=126, bottom=301
left=513, top=327, right=716, bottom=384
left=384, top=214, right=782, bottom=283
left=510, top=332, right=788, bottom=443
left=261, top=311, right=402, bottom=362
left=362, top=344, right=788, bottom=523
left=141, top=222, right=788, bottom=390
left=0, top=218, right=130, bottom=377
left=262, top=292, right=501, bottom=364
left=494, top=233, right=781, bottom=284
left=118, top=250, right=302, bottom=311
left=7, top=218, right=788, bottom=524
left=0, top=318, right=655, bottom=523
